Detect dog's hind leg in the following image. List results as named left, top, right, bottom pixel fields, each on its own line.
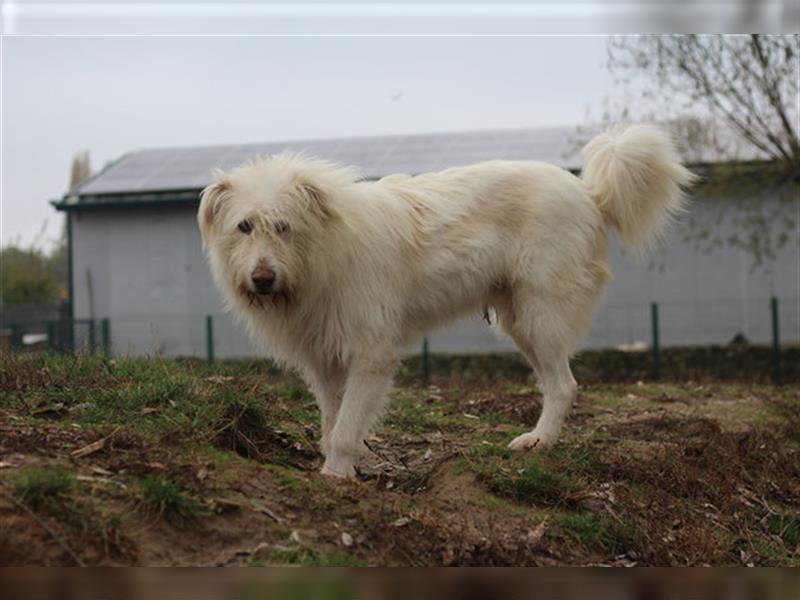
left=498, top=288, right=580, bottom=451
left=321, top=347, right=399, bottom=478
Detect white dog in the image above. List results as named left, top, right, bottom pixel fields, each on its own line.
left=198, top=125, right=695, bottom=478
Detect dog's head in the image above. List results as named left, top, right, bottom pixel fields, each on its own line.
left=198, top=153, right=352, bottom=307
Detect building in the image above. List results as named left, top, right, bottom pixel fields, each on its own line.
left=52, top=127, right=799, bottom=358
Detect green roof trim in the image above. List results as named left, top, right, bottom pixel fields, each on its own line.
left=52, top=189, right=202, bottom=212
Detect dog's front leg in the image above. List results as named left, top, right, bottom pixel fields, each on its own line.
left=303, top=363, right=346, bottom=458
left=321, top=348, right=398, bottom=478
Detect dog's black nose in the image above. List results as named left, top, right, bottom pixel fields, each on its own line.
left=251, top=266, right=276, bottom=294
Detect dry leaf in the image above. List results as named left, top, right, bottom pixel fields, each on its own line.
left=526, top=518, right=549, bottom=547
left=0, top=453, right=25, bottom=469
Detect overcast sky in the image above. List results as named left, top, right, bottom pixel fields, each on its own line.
left=2, top=35, right=619, bottom=251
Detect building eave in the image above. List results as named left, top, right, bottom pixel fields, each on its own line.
left=52, top=189, right=202, bottom=212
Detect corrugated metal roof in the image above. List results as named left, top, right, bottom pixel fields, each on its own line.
left=62, top=124, right=769, bottom=207
left=71, top=126, right=585, bottom=197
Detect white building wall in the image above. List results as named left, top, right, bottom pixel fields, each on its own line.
left=70, top=195, right=799, bottom=358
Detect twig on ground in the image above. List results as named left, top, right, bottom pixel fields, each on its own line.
left=70, top=427, right=120, bottom=460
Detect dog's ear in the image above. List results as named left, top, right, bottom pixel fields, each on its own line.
left=290, top=176, right=336, bottom=221
left=198, top=173, right=232, bottom=243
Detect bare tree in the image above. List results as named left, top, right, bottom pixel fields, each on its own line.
left=607, top=35, right=799, bottom=170
left=583, top=35, right=799, bottom=271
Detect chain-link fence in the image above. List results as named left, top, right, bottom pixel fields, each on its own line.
left=2, top=296, right=797, bottom=383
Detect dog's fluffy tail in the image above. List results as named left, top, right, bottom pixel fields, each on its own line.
left=581, top=124, right=697, bottom=257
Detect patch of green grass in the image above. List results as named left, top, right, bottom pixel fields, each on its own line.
left=140, top=475, right=201, bottom=527
left=216, top=397, right=271, bottom=445
left=383, top=400, right=467, bottom=434
left=465, top=439, right=601, bottom=508
left=251, top=545, right=365, bottom=567
left=468, top=443, right=514, bottom=460
left=768, top=513, right=800, bottom=548
left=485, top=462, right=582, bottom=507
left=595, top=395, right=621, bottom=408
left=743, top=536, right=800, bottom=567
left=383, top=402, right=435, bottom=434
left=9, top=464, right=131, bottom=559
left=545, top=442, right=603, bottom=475
left=1, top=354, right=296, bottom=446
left=13, top=466, right=75, bottom=510
left=474, top=492, right=541, bottom=518
left=553, top=513, right=638, bottom=555
left=283, top=404, right=320, bottom=427
left=262, top=464, right=307, bottom=492
left=277, top=381, right=314, bottom=403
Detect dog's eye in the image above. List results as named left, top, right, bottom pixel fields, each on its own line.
left=274, top=221, right=290, bottom=235
left=237, top=220, right=253, bottom=234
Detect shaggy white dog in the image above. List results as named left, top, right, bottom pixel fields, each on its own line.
left=198, top=125, right=695, bottom=478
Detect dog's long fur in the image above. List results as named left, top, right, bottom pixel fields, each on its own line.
left=199, top=125, right=695, bottom=477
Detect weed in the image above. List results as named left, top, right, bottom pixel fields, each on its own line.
left=595, top=395, right=621, bottom=408
left=251, top=545, right=365, bottom=567
left=383, top=401, right=467, bottom=434
left=468, top=444, right=514, bottom=460
left=13, top=466, right=75, bottom=510
left=212, top=397, right=314, bottom=467
left=140, top=475, right=201, bottom=527
left=466, top=440, right=599, bottom=507
left=263, top=464, right=306, bottom=492
left=553, top=513, right=638, bottom=555
left=768, top=513, right=800, bottom=548
left=485, top=462, right=582, bottom=507
left=215, top=398, right=272, bottom=456
left=277, top=381, right=314, bottom=403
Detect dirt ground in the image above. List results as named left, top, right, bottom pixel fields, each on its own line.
left=0, top=353, right=798, bottom=566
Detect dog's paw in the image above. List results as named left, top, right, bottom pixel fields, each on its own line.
left=320, top=456, right=356, bottom=479
left=507, top=431, right=556, bottom=452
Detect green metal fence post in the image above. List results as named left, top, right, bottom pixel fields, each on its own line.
left=88, top=319, right=96, bottom=354
left=101, top=319, right=111, bottom=355
left=206, top=315, right=215, bottom=364
left=9, top=324, right=20, bottom=351
left=67, top=318, right=75, bottom=353
left=651, top=302, right=660, bottom=380
left=771, top=297, right=781, bottom=385
left=46, top=321, right=56, bottom=353
left=422, top=337, right=430, bottom=386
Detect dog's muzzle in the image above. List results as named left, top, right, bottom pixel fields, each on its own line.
left=251, top=265, right=276, bottom=295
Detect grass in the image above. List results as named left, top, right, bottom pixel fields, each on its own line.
left=468, top=443, right=514, bottom=460
left=483, top=461, right=582, bottom=507
left=10, top=464, right=127, bottom=556
left=214, top=397, right=274, bottom=458
left=262, top=464, right=308, bottom=492
left=383, top=397, right=469, bottom=434
left=140, top=475, right=202, bottom=527
left=13, top=466, right=75, bottom=510
left=1, top=353, right=315, bottom=468
left=276, top=381, right=315, bottom=403
left=249, top=546, right=365, bottom=567
left=552, top=513, right=639, bottom=555
left=768, top=513, right=800, bottom=548
left=464, top=439, right=601, bottom=508
left=1, top=352, right=799, bottom=566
